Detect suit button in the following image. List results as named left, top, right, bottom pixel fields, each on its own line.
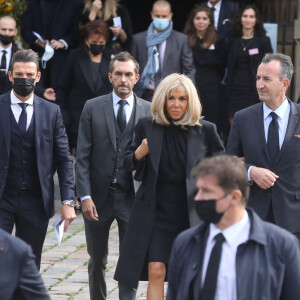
left=4, top=166, right=8, bottom=170
left=116, top=169, right=119, bottom=172
left=191, top=263, right=197, bottom=269
left=117, top=159, right=120, bottom=162
left=118, top=149, right=122, bottom=152
left=22, top=160, right=26, bottom=164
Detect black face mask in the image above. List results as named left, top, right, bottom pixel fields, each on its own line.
left=12, top=78, right=35, bottom=97
left=89, top=44, right=105, bottom=56
left=194, top=199, right=224, bottom=224
left=0, top=34, right=14, bottom=46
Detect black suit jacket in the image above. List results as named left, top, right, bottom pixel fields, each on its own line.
left=0, top=228, right=50, bottom=300
left=226, top=100, right=300, bottom=234
left=114, top=117, right=224, bottom=288
left=56, top=45, right=113, bottom=134
left=21, top=0, right=83, bottom=88
left=0, top=44, right=18, bottom=95
left=0, top=92, right=75, bottom=218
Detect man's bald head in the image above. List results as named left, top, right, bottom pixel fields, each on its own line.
left=152, top=0, right=172, bottom=13
left=0, top=16, right=17, bottom=48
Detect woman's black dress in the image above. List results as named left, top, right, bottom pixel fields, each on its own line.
left=148, top=124, right=190, bottom=263
left=227, top=38, right=259, bottom=117
left=193, top=38, right=224, bottom=128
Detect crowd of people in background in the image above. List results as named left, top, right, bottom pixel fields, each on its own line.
left=1, top=1, right=300, bottom=300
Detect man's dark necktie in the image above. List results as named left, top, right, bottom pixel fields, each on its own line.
left=267, top=112, right=279, bottom=163
left=117, top=99, right=127, bottom=133
left=18, top=103, right=28, bottom=134
left=201, top=233, right=225, bottom=300
left=0, top=50, right=7, bottom=79
left=210, top=6, right=216, bottom=14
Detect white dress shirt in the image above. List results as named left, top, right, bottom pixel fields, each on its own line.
left=207, top=0, right=222, bottom=29
left=10, top=90, right=34, bottom=130
left=248, top=98, right=290, bottom=180
left=81, top=92, right=135, bottom=202
left=0, top=43, right=12, bottom=74
left=201, top=210, right=250, bottom=300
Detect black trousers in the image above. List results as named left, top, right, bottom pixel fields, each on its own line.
left=0, top=187, right=49, bottom=269
left=84, top=188, right=136, bottom=300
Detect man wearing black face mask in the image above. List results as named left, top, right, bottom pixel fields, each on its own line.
left=167, top=155, right=300, bottom=300
left=0, top=49, right=76, bottom=269
left=0, top=16, right=18, bottom=95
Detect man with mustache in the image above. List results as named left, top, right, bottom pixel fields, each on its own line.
left=76, top=51, right=150, bottom=300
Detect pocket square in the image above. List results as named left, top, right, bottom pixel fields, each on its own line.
left=294, top=135, right=300, bottom=138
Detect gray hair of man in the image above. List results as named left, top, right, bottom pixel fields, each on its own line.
left=261, top=53, right=294, bottom=84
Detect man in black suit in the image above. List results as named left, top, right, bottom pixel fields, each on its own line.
left=0, top=16, right=18, bottom=95
left=21, top=0, right=83, bottom=89
left=0, top=228, right=50, bottom=300
left=206, top=0, right=240, bottom=38
left=76, top=52, right=150, bottom=300
left=131, top=0, right=195, bottom=101
left=0, top=49, right=76, bottom=269
left=226, top=53, right=300, bottom=239
left=167, top=155, right=300, bottom=300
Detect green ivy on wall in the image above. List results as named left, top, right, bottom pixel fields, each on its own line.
left=0, top=0, right=28, bottom=29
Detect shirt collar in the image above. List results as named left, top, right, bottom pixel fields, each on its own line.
left=263, top=98, right=289, bottom=120
left=112, top=91, right=134, bottom=107
left=10, top=90, right=34, bottom=106
left=209, top=209, right=249, bottom=246
left=207, top=0, right=222, bottom=10
left=0, top=43, right=12, bottom=55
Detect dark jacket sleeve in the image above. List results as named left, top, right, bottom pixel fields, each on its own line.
left=204, top=121, right=225, bottom=156
left=123, top=117, right=148, bottom=175
left=16, top=244, right=50, bottom=300
left=53, top=104, right=75, bottom=201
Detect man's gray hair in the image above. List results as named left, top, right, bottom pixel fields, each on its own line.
left=261, top=53, right=293, bottom=82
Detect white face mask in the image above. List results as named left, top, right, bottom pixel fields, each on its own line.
left=41, top=44, right=54, bottom=69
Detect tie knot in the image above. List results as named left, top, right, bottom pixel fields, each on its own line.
left=118, top=99, right=127, bottom=107
left=18, top=103, right=28, bottom=110
left=270, top=112, right=278, bottom=121
left=214, top=233, right=225, bottom=244
left=2, top=50, right=7, bottom=54
left=211, top=6, right=216, bottom=12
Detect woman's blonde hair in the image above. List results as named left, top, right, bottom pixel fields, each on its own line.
left=151, top=73, right=202, bottom=127
left=84, top=0, right=118, bottom=21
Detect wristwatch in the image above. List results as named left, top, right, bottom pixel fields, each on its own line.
left=62, top=200, right=75, bottom=207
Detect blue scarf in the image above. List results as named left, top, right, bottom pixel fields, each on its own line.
left=140, top=21, right=173, bottom=89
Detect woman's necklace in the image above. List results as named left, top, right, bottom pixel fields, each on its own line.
left=240, top=38, right=253, bottom=51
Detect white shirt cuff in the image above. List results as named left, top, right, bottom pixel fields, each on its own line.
left=59, top=39, right=68, bottom=50
left=80, top=195, right=91, bottom=201
left=248, top=166, right=254, bottom=182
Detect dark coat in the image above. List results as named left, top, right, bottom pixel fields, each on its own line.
left=21, top=0, right=83, bottom=88
left=167, top=208, right=300, bottom=300
left=226, top=100, right=300, bottom=234
left=225, top=35, right=273, bottom=96
left=0, top=228, right=50, bottom=300
left=114, top=117, right=224, bottom=288
left=0, top=92, right=75, bottom=218
left=0, top=43, right=18, bottom=95
left=56, top=45, right=112, bottom=134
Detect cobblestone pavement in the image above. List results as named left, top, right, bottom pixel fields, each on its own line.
left=41, top=200, right=168, bottom=300
left=41, top=209, right=149, bottom=300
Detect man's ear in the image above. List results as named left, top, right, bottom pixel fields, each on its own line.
left=8, top=70, right=13, bottom=82
left=135, top=74, right=140, bottom=84
left=35, top=71, right=41, bottom=84
left=108, top=73, right=112, bottom=83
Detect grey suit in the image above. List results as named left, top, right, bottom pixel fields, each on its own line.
left=226, top=101, right=300, bottom=237
left=131, top=30, right=196, bottom=98
left=76, top=93, right=150, bottom=300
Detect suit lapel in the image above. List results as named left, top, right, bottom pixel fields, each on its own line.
left=217, top=2, right=226, bottom=31
left=254, top=104, right=271, bottom=162
left=161, top=34, right=173, bottom=78
left=104, top=94, right=116, bottom=151
left=134, top=96, right=144, bottom=126
left=0, top=94, right=11, bottom=156
left=275, top=100, right=299, bottom=163
left=186, top=126, right=205, bottom=177
left=147, top=122, right=163, bottom=174
left=34, top=95, right=44, bottom=157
